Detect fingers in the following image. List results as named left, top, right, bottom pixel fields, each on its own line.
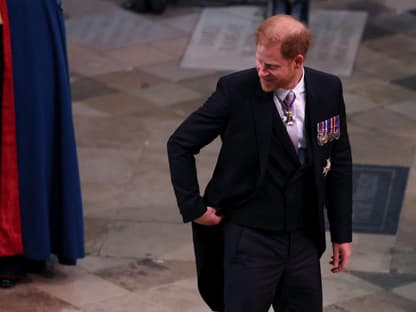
left=194, top=207, right=223, bottom=225
left=330, top=243, right=351, bottom=273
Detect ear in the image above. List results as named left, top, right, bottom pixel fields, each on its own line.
left=293, top=54, right=304, bottom=68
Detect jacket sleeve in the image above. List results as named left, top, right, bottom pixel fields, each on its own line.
left=326, top=77, right=353, bottom=243
left=167, top=78, right=231, bottom=222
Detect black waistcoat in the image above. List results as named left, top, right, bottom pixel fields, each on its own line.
left=228, top=106, right=315, bottom=231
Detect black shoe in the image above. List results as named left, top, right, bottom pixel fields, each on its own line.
left=0, top=275, right=17, bottom=288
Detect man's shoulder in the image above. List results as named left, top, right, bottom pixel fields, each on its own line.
left=219, top=68, right=259, bottom=87
left=305, top=67, right=341, bottom=84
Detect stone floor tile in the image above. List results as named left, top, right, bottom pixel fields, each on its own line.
left=81, top=293, right=171, bottom=312
left=347, top=233, right=396, bottom=273
left=0, top=284, right=79, bottom=312
left=83, top=218, right=112, bottom=256
left=391, top=248, right=416, bottom=275
left=150, top=37, right=190, bottom=59
left=99, top=221, right=193, bottom=259
left=348, top=123, right=415, bottom=166
left=67, top=41, right=129, bottom=77
left=95, top=259, right=196, bottom=292
left=344, top=93, right=377, bottom=115
left=74, top=115, right=148, bottom=148
left=93, top=68, right=167, bottom=92
left=393, top=282, right=416, bottom=302
left=62, top=0, right=116, bottom=17
left=78, top=255, right=132, bottom=273
left=179, top=72, right=229, bottom=98
left=32, top=270, right=130, bottom=307
left=391, top=75, right=416, bottom=92
left=347, top=79, right=416, bottom=107
left=138, top=278, right=212, bottom=312
left=378, top=1, right=416, bottom=14
left=80, top=93, right=156, bottom=117
left=387, top=101, right=416, bottom=121
left=71, top=77, right=118, bottom=102
left=349, top=271, right=416, bottom=290
left=364, top=34, right=416, bottom=60
left=140, top=61, right=215, bottom=82
left=322, top=272, right=382, bottom=306
left=328, top=291, right=416, bottom=311
left=159, top=12, right=201, bottom=34
left=350, top=107, right=416, bottom=141
left=103, top=44, right=177, bottom=68
left=66, top=10, right=186, bottom=50
left=129, top=82, right=202, bottom=106
left=73, top=102, right=111, bottom=118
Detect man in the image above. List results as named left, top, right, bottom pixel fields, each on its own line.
left=168, top=14, right=352, bottom=312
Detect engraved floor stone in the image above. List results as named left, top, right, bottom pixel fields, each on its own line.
left=305, top=10, right=367, bottom=76
left=180, top=6, right=263, bottom=71
left=181, top=7, right=367, bottom=76
left=351, top=164, right=409, bottom=234
left=66, top=10, right=186, bottom=50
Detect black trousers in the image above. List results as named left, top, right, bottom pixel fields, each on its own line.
left=224, top=223, right=322, bottom=312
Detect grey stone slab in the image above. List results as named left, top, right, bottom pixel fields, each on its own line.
left=391, top=248, right=416, bottom=275
left=348, top=164, right=409, bottom=234
left=66, top=10, right=186, bottom=50
left=322, top=272, right=382, bottom=307
left=387, top=101, right=416, bottom=121
left=78, top=255, right=132, bottom=273
left=361, top=22, right=395, bottom=41
left=393, top=282, right=416, bottom=302
left=67, top=41, right=129, bottom=76
left=95, top=259, right=196, bottom=292
left=140, top=61, right=215, bottom=82
left=364, top=34, right=416, bottom=60
left=84, top=218, right=112, bottom=256
left=349, top=271, right=416, bottom=290
left=99, top=221, right=193, bottom=259
left=129, top=82, right=202, bottom=106
left=180, top=6, right=263, bottom=71
left=181, top=7, right=367, bottom=77
left=347, top=233, right=396, bottom=273
left=93, top=68, right=167, bottom=92
left=62, top=0, right=116, bottom=17
left=71, top=77, right=118, bottom=101
left=80, top=93, right=156, bottom=117
left=74, top=115, right=148, bottom=149
left=81, top=293, right=171, bottom=312
left=0, top=284, right=80, bottom=312
left=326, top=291, right=416, bottom=312
left=32, top=271, right=130, bottom=307
left=160, top=13, right=201, bottom=34
left=391, top=75, right=416, bottom=92
left=306, top=10, right=368, bottom=76
left=348, top=124, right=415, bottom=167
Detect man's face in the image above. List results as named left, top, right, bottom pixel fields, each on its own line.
left=256, top=42, right=299, bottom=92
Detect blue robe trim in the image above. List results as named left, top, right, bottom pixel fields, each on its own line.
left=7, top=0, right=84, bottom=265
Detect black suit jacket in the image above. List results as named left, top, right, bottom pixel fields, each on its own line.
left=167, top=67, right=352, bottom=311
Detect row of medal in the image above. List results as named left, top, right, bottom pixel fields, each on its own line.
left=317, top=115, right=340, bottom=146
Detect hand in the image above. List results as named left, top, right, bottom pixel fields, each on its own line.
left=330, top=242, right=351, bottom=273
left=194, top=206, right=223, bottom=225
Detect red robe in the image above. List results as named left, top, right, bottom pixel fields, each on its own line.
left=0, top=0, right=23, bottom=256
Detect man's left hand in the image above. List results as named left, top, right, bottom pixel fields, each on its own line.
left=330, top=242, right=351, bottom=273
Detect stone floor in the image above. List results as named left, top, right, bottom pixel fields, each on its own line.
left=2, top=0, right=416, bottom=311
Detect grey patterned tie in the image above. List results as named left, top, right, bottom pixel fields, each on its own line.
left=282, top=90, right=299, bottom=154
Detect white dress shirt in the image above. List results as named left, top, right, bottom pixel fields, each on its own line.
left=273, top=68, right=306, bottom=150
